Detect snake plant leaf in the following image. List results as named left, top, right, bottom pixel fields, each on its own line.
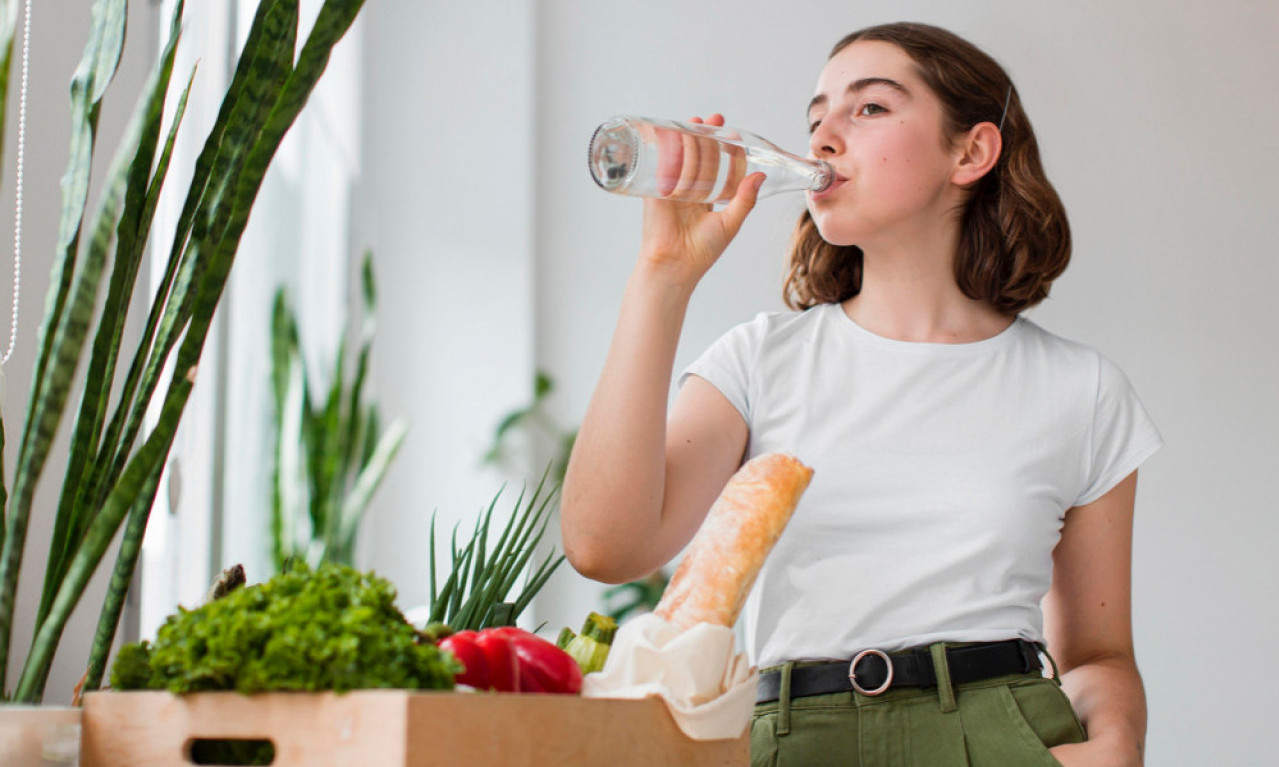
left=31, top=170, right=122, bottom=628
left=270, top=290, right=296, bottom=569
left=0, top=0, right=18, bottom=664
left=340, top=389, right=366, bottom=494
left=0, top=0, right=20, bottom=162
left=0, top=0, right=15, bottom=563
left=315, top=337, right=346, bottom=545
left=269, top=289, right=300, bottom=409
left=197, top=0, right=297, bottom=249
left=0, top=0, right=127, bottom=689
left=334, top=417, right=406, bottom=558
left=14, top=409, right=174, bottom=700
left=98, top=0, right=298, bottom=501
left=80, top=457, right=163, bottom=694
left=1, top=416, right=7, bottom=559
left=81, top=64, right=195, bottom=522
left=339, top=252, right=377, bottom=487
left=28, top=0, right=126, bottom=428
left=40, top=3, right=185, bottom=630
left=277, top=356, right=309, bottom=570
left=222, top=0, right=366, bottom=240
left=361, top=405, right=381, bottom=467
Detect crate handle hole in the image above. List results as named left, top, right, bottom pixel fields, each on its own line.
left=186, top=738, right=277, bottom=765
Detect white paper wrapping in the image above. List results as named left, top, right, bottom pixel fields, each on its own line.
left=580, top=613, right=757, bottom=740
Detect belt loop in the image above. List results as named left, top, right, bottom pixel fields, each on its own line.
left=1038, top=642, right=1063, bottom=686
left=929, top=643, right=958, bottom=714
left=776, top=661, right=794, bottom=736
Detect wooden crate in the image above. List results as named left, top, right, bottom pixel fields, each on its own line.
left=81, top=690, right=749, bottom=766
left=0, top=706, right=82, bottom=767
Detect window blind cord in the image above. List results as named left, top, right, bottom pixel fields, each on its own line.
left=2, top=0, right=32, bottom=370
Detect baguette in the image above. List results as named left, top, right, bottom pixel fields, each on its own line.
left=655, top=453, right=813, bottom=630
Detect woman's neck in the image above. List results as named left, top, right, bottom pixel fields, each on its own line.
left=843, top=236, right=1013, bottom=344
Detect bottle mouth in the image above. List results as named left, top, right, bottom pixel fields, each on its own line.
left=588, top=118, right=639, bottom=192
left=811, top=160, right=835, bottom=192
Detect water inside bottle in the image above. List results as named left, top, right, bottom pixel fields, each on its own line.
left=591, top=118, right=752, bottom=202
left=589, top=116, right=830, bottom=203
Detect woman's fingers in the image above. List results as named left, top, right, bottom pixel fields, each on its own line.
left=652, top=113, right=759, bottom=211
left=652, top=114, right=734, bottom=203
left=718, top=172, right=765, bottom=235
left=669, top=115, right=716, bottom=202
left=717, top=143, right=747, bottom=203
left=654, top=124, right=684, bottom=197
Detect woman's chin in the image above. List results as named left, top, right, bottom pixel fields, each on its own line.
left=806, top=209, right=859, bottom=248
left=811, top=221, right=859, bottom=248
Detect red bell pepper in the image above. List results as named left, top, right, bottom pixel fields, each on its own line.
left=488, top=626, right=583, bottom=695
left=438, top=629, right=519, bottom=691
left=437, top=627, right=581, bottom=694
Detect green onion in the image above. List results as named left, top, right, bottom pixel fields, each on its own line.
left=425, top=469, right=565, bottom=632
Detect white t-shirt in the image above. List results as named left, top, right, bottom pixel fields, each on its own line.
left=679, top=302, right=1163, bottom=668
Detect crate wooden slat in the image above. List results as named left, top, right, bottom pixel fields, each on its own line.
left=81, top=690, right=749, bottom=767
left=0, top=706, right=82, bottom=767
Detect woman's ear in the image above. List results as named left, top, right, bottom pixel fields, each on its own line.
left=951, top=122, right=1003, bottom=187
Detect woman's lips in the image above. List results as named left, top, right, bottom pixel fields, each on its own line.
left=808, top=174, right=847, bottom=202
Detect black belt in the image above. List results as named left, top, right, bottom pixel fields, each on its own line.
left=756, top=639, right=1041, bottom=704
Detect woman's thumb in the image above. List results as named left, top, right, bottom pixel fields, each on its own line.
left=720, top=172, right=766, bottom=231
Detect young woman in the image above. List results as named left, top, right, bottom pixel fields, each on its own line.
left=561, top=22, right=1161, bottom=767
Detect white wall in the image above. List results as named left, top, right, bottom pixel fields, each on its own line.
left=352, top=0, right=537, bottom=613
left=530, top=1, right=1277, bottom=764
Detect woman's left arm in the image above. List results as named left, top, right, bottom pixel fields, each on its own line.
left=1045, top=469, right=1147, bottom=767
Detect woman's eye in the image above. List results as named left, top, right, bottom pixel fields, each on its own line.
left=859, top=103, right=887, bottom=116
left=808, top=119, right=822, bottom=134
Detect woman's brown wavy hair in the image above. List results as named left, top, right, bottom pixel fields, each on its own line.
left=783, top=22, right=1070, bottom=314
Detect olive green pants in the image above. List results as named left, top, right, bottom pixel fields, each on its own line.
left=750, top=644, right=1086, bottom=767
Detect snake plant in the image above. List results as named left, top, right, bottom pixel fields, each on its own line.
left=270, top=251, right=407, bottom=572
left=0, top=0, right=365, bottom=703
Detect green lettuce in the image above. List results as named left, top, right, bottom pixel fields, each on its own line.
left=110, top=563, right=459, bottom=693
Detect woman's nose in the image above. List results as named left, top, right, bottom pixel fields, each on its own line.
left=809, top=122, right=841, bottom=157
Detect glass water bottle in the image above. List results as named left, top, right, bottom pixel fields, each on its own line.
left=588, top=115, right=832, bottom=203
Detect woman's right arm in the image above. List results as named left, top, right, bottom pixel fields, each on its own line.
left=561, top=116, right=764, bottom=583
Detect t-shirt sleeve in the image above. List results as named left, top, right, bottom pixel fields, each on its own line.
left=677, top=315, right=766, bottom=426
left=1074, top=354, right=1164, bottom=506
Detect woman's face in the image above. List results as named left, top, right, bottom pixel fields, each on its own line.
left=806, top=40, right=961, bottom=249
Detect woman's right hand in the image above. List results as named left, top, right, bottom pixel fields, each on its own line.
left=638, top=114, right=766, bottom=285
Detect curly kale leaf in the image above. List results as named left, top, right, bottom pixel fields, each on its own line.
left=110, top=563, right=460, bottom=693
left=108, top=641, right=157, bottom=690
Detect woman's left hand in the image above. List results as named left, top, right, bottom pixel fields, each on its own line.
left=1049, top=735, right=1142, bottom=767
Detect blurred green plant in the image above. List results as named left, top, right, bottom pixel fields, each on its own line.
left=482, top=371, right=577, bottom=484
left=269, top=251, right=406, bottom=572
left=602, top=570, right=669, bottom=623
left=0, top=0, right=366, bottom=703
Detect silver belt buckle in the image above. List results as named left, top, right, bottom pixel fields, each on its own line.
left=849, top=648, right=893, bottom=696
